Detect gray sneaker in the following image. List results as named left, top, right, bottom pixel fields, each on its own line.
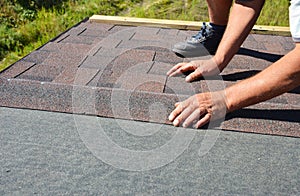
left=172, top=23, right=225, bottom=58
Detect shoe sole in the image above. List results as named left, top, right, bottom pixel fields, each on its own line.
left=172, top=47, right=213, bottom=58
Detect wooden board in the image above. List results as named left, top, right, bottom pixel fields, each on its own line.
left=89, top=15, right=202, bottom=30
left=90, top=15, right=290, bottom=35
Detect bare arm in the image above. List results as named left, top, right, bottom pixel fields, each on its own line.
left=167, top=0, right=266, bottom=81
left=168, top=44, right=300, bottom=128
left=225, top=43, right=300, bottom=112
left=214, top=0, right=265, bottom=70
left=168, top=0, right=300, bottom=128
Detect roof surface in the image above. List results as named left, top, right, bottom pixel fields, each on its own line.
left=0, top=18, right=299, bottom=194
left=0, top=19, right=299, bottom=137
left=1, top=106, right=299, bottom=194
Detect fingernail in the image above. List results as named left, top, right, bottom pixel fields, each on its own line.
left=185, top=76, right=191, bottom=82
left=168, top=114, right=173, bottom=121
left=173, top=119, right=179, bottom=126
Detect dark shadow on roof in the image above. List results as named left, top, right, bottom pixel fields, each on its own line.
left=222, top=71, right=300, bottom=94
left=237, top=47, right=284, bottom=62
left=226, top=109, right=300, bottom=123
left=190, top=70, right=260, bottom=81
left=221, top=70, right=260, bottom=81
left=289, top=86, right=300, bottom=94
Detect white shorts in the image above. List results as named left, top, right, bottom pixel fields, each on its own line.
left=289, top=0, right=300, bottom=42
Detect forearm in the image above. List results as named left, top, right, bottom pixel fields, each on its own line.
left=225, top=44, right=300, bottom=112
left=213, top=0, right=265, bottom=70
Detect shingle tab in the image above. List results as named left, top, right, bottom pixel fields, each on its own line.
left=17, top=63, right=65, bottom=82
left=60, top=34, right=101, bottom=45
left=53, top=67, right=100, bottom=85
left=80, top=55, right=115, bottom=69
left=148, top=62, right=173, bottom=75
left=23, top=50, right=52, bottom=64
left=116, top=73, right=166, bottom=93
left=154, top=51, right=184, bottom=64
left=165, top=77, right=201, bottom=95
left=0, top=60, right=35, bottom=78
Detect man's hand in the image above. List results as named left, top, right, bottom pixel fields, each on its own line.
left=166, top=59, right=222, bottom=82
left=168, top=91, right=228, bottom=128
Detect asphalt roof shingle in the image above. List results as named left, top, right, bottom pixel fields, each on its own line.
left=0, top=19, right=299, bottom=137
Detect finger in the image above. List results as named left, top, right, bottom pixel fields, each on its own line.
left=173, top=106, right=193, bottom=127
left=179, top=63, right=196, bottom=73
left=168, top=103, right=184, bottom=122
left=168, top=62, right=195, bottom=77
left=168, top=66, right=186, bottom=77
left=186, top=69, right=203, bottom=82
left=195, top=113, right=211, bottom=128
left=175, top=102, right=181, bottom=107
left=166, top=63, right=185, bottom=76
left=182, top=109, right=201, bottom=128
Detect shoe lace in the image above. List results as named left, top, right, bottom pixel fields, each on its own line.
left=192, top=22, right=213, bottom=40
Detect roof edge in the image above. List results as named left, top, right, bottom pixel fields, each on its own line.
left=90, top=15, right=291, bottom=36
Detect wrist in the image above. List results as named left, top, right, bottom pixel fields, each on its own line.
left=212, top=55, right=227, bottom=72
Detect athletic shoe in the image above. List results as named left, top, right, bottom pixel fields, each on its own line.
left=172, top=22, right=225, bottom=58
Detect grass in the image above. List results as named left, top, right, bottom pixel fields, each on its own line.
left=257, top=0, right=289, bottom=26
left=0, top=0, right=289, bottom=71
left=126, top=0, right=289, bottom=26
left=0, top=0, right=142, bottom=71
left=126, top=0, right=209, bottom=22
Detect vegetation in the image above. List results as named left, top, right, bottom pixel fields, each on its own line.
left=0, top=0, right=142, bottom=70
left=127, top=0, right=289, bottom=26
left=0, top=0, right=289, bottom=71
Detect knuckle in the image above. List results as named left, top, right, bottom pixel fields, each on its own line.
left=176, top=116, right=183, bottom=122
left=196, top=108, right=202, bottom=114
left=176, top=104, right=184, bottom=113
left=190, top=61, right=198, bottom=69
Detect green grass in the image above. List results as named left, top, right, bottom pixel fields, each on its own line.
left=0, top=0, right=141, bottom=71
left=257, top=0, right=289, bottom=26
left=126, top=0, right=289, bottom=25
left=126, top=0, right=209, bottom=22
left=0, top=0, right=289, bottom=71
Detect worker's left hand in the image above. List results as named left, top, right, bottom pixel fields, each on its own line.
left=168, top=91, right=228, bottom=128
